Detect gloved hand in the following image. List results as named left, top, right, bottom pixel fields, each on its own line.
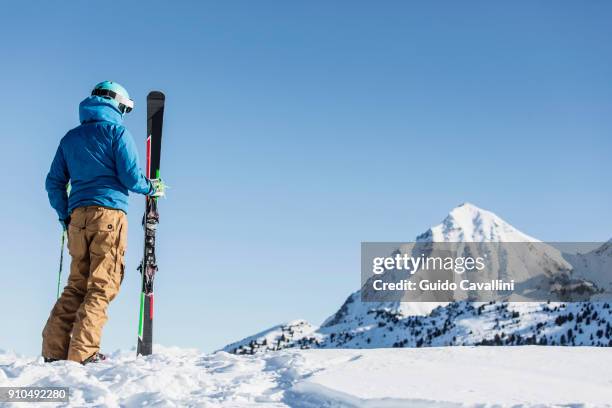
left=149, top=178, right=167, bottom=197
left=60, top=216, right=71, bottom=231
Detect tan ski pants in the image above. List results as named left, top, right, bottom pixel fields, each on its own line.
left=42, top=206, right=127, bottom=362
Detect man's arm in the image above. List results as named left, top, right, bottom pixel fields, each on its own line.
left=45, top=145, right=70, bottom=222
left=113, top=127, right=154, bottom=195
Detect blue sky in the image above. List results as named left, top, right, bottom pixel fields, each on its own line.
left=0, top=1, right=611, bottom=355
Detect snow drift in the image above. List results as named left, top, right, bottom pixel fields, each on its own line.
left=1, top=346, right=611, bottom=407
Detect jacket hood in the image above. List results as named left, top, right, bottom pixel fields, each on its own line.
left=79, top=96, right=124, bottom=125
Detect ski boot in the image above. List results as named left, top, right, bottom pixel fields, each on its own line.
left=43, top=357, right=60, bottom=363
left=82, top=352, right=107, bottom=365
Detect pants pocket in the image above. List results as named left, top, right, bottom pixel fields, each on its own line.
left=88, top=209, right=124, bottom=256
left=67, top=211, right=86, bottom=257
left=67, top=226, right=86, bottom=257
left=108, top=249, right=126, bottom=301
left=86, top=207, right=123, bottom=233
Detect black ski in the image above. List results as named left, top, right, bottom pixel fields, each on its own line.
left=137, top=91, right=165, bottom=356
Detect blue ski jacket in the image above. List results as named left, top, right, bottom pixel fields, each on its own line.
left=46, top=96, right=153, bottom=222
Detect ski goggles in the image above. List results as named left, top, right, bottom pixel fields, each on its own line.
left=91, top=88, right=135, bottom=114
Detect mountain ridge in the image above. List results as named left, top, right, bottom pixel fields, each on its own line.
left=223, top=203, right=612, bottom=354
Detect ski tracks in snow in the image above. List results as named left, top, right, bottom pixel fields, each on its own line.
left=0, top=346, right=453, bottom=407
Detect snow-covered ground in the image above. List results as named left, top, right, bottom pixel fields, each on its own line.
left=1, top=346, right=611, bottom=407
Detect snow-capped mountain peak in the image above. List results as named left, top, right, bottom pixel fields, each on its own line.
left=224, top=204, right=611, bottom=355
left=411, top=203, right=576, bottom=300
left=417, top=202, right=538, bottom=243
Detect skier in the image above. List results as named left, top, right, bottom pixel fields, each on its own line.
left=42, top=81, right=164, bottom=364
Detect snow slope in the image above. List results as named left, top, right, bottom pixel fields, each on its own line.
left=565, top=240, right=612, bottom=293
left=1, top=346, right=611, bottom=407
left=226, top=300, right=612, bottom=354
